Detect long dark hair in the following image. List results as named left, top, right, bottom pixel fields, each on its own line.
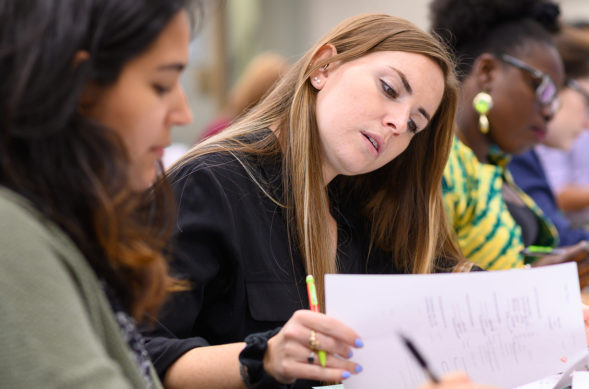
left=0, top=0, right=200, bottom=319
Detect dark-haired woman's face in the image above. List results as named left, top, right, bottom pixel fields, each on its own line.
left=85, top=11, right=193, bottom=190
left=487, top=44, right=564, bottom=155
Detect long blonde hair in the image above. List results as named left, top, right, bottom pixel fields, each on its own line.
left=172, top=14, right=462, bottom=310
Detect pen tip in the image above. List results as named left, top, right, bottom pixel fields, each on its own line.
left=306, top=275, right=314, bottom=283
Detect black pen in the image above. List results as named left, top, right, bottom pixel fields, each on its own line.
left=399, top=332, right=440, bottom=384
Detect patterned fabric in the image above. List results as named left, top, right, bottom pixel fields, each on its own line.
left=442, top=137, right=558, bottom=270
left=104, top=285, right=153, bottom=388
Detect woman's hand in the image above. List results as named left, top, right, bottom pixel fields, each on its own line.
left=417, top=372, right=501, bottom=389
left=263, top=309, right=363, bottom=384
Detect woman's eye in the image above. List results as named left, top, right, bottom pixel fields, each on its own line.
left=153, top=84, right=171, bottom=95
left=380, top=80, right=398, bottom=99
left=408, top=119, right=418, bottom=134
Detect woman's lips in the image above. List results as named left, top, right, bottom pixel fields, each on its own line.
left=531, top=127, right=547, bottom=142
left=361, top=131, right=383, bottom=156
left=150, top=146, right=165, bottom=158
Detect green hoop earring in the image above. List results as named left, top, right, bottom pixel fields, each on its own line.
left=473, top=92, right=493, bottom=134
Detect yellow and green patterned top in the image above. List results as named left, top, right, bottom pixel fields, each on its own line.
left=442, top=137, right=558, bottom=270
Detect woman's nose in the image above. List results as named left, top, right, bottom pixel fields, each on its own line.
left=170, top=86, right=193, bottom=126
left=384, top=105, right=410, bottom=135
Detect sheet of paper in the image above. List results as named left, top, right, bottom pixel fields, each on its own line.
left=325, top=263, right=587, bottom=389
left=513, top=373, right=562, bottom=389
left=572, top=371, right=589, bottom=388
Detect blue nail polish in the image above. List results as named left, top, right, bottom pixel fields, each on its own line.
left=355, top=364, right=363, bottom=373
left=354, top=338, right=364, bottom=348
left=342, top=371, right=351, bottom=380
left=347, top=349, right=354, bottom=358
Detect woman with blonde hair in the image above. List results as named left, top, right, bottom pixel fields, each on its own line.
left=145, top=13, right=488, bottom=389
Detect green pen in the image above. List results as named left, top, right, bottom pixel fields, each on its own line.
left=306, top=275, right=327, bottom=367
left=521, top=245, right=566, bottom=257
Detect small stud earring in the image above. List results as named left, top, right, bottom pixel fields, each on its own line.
left=313, top=77, right=321, bottom=84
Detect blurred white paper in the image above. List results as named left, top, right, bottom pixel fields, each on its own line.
left=572, top=371, right=589, bottom=388
left=325, top=263, right=587, bottom=389
left=513, top=374, right=561, bottom=389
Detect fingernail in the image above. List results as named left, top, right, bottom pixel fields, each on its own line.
left=342, top=371, right=351, bottom=380
left=355, top=364, right=363, bottom=373
left=347, top=349, right=354, bottom=358
left=354, top=338, right=364, bottom=348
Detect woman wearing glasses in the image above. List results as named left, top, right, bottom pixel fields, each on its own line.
left=430, top=0, right=589, bottom=273
left=509, top=26, right=589, bottom=247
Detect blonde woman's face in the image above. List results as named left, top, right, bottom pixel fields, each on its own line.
left=544, top=76, right=589, bottom=150
left=313, top=51, right=444, bottom=184
left=85, top=11, right=193, bottom=191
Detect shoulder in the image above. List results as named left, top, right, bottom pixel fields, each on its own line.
left=443, top=137, right=483, bottom=196
left=509, top=150, right=540, bottom=172
left=168, top=151, right=283, bottom=219
left=445, top=137, right=479, bottom=177
left=0, top=187, right=99, bottom=296
left=0, top=187, right=88, bottom=279
left=509, top=150, right=547, bottom=188
left=170, top=151, right=263, bottom=189
left=0, top=188, right=147, bottom=388
left=0, top=188, right=57, bottom=254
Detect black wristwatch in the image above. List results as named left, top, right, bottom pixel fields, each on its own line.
left=238, top=327, right=292, bottom=389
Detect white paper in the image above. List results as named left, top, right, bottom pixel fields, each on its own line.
left=312, top=386, right=344, bottom=389
left=513, top=374, right=562, bottom=389
left=572, top=371, right=589, bottom=388
left=325, top=263, right=587, bottom=389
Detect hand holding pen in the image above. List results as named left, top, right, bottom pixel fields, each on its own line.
left=306, top=275, right=328, bottom=367
left=261, top=275, right=364, bottom=384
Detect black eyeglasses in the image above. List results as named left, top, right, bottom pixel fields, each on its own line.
left=567, top=78, right=589, bottom=108
left=499, top=53, right=560, bottom=114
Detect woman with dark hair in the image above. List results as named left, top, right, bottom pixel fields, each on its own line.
left=0, top=0, right=195, bottom=387
left=431, top=0, right=589, bottom=272
left=144, top=12, right=495, bottom=389
left=510, top=26, right=589, bottom=246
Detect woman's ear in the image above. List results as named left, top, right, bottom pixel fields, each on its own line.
left=471, top=53, right=499, bottom=92
left=73, top=50, right=90, bottom=69
left=309, top=44, right=337, bottom=90
left=73, top=50, right=95, bottom=113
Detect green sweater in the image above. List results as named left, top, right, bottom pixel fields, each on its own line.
left=0, top=187, right=162, bottom=388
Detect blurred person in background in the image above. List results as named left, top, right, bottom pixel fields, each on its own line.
left=431, top=0, right=589, bottom=275
left=510, top=25, right=589, bottom=246
left=197, top=51, right=289, bottom=142
left=163, top=52, right=289, bottom=168
left=534, top=22, right=589, bottom=231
